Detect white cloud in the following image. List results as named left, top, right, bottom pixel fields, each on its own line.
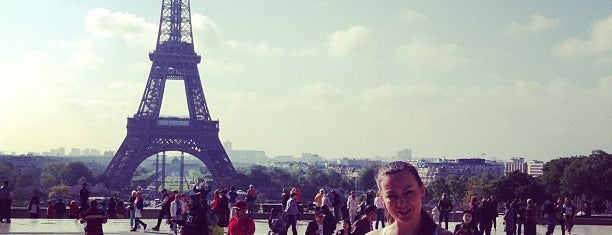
left=504, top=14, right=559, bottom=35
left=226, top=40, right=284, bottom=55
left=597, top=75, right=612, bottom=101
left=553, top=14, right=612, bottom=61
left=395, top=39, right=469, bottom=72
left=85, top=8, right=156, bottom=46
left=398, top=10, right=428, bottom=24
left=192, top=13, right=223, bottom=48
left=203, top=57, right=245, bottom=75
left=327, top=26, right=371, bottom=59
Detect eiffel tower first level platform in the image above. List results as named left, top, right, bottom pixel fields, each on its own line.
left=105, top=118, right=235, bottom=189
left=104, top=0, right=236, bottom=189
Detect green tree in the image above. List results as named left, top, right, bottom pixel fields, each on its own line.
left=0, top=162, right=17, bottom=185
left=65, top=162, right=94, bottom=185
left=491, top=171, right=545, bottom=202
left=48, top=185, right=72, bottom=200
left=325, top=169, right=344, bottom=188
left=540, top=157, right=573, bottom=198
left=426, top=177, right=450, bottom=201
left=355, top=166, right=378, bottom=191
left=41, top=163, right=69, bottom=187
left=464, top=174, right=494, bottom=201
left=40, top=162, right=94, bottom=187
left=446, top=175, right=467, bottom=203
left=558, top=151, right=612, bottom=201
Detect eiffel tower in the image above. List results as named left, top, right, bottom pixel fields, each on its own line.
left=104, top=0, right=236, bottom=190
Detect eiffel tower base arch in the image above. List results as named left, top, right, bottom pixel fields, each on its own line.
left=104, top=118, right=236, bottom=190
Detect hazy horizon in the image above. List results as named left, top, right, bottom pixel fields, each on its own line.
left=1, top=1, right=610, bottom=162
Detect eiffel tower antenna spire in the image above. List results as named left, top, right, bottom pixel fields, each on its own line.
left=105, top=0, right=235, bottom=190
left=136, top=0, right=211, bottom=121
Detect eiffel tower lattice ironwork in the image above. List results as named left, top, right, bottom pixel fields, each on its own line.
left=104, top=0, right=236, bottom=189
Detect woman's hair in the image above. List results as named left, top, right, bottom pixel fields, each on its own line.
left=376, top=161, right=423, bottom=186
left=375, top=161, right=424, bottom=225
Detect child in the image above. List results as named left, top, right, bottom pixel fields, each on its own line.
left=454, top=210, right=478, bottom=235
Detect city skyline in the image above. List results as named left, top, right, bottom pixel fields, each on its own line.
left=1, top=1, right=611, bottom=161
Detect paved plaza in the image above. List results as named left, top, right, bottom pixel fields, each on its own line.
left=0, top=218, right=608, bottom=235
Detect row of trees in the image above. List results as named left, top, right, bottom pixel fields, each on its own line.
left=0, top=150, right=608, bottom=207
left=426, top=150, right=610, bottom=205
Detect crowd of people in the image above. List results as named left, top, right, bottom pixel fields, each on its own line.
left=0, top=161, right=606, bottom=235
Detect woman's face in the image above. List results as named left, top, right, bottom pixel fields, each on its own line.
left=342, top=220, right=349, bottom=229
left=378, top=170, right=425, bottom=226
left=462, top=213, right=472, bottom=223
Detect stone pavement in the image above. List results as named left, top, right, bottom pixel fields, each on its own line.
left=0, top=218, right=608, bottom=235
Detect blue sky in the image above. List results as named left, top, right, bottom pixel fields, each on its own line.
left=1, top=1, right=610, bottom=161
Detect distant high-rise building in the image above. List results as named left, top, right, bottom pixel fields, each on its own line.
left=59, top=147, right=66, bottom=156
left=301, top=153, right=323, bottom=163
left=397, top=148, right=412, bottom=160
left=70, top=148, right=81, bottom=156
left=527, top=160, right=544, bottom=177
left=505, top=157, right=527, bottom=174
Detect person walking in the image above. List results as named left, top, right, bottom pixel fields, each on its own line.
left=437, top=193, right=453, bottom=230
left=555, top=197, right=566, bottom=235
left=107, top=196, right=117, bottom=219
left=80, top=200, right=108, bottom=235
left=524, top=199, right=538, bottom=235
left=479, top=198, right=495, bottom=235
left=246, top=185, right=258, bottom=219
left=374, top=194, right=386, bottom=229
left=542, top=197, right=556, bottom=235
left=503, top=202, right=516, bottom=235
left=0, top=180, right=12, bottom=223
left=321, top=205, right=336, bottom=235
left=467, top=196, right=481, bottom=235
left=331, top=189, right=342, bottom=222
left=346, top=191, right=358, bottom=223
left=214, top=189, right=230, bottom=228
left=490, top=196, right=499, bottom=231
left=314, top=189, right=325, bottom=211
left=228, top=186, right=238, bottom=218
left=170, top=193, right=186, bottom=235
left=228, top=200, right=255, bottom=235
left=284, top=192, right=299, bottom=235
left=130, top=191, right=147, bottom=232
left=152, top=189, right=172, bottom=231
left=563, top=197, right=576, bottom=235
left=128, top=190, right=137, bottom=230
left=281, top=188, right=290, bottom=209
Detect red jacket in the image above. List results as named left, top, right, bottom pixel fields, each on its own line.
left=228, top=215, right=255, bottom=235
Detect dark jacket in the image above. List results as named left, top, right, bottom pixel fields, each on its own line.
left=306, top=220, right=323, bottom=235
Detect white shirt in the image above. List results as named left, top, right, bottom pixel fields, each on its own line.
left=374, top=196, right=385, bottom=209
left=347, top=196, right=358, bottom=211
